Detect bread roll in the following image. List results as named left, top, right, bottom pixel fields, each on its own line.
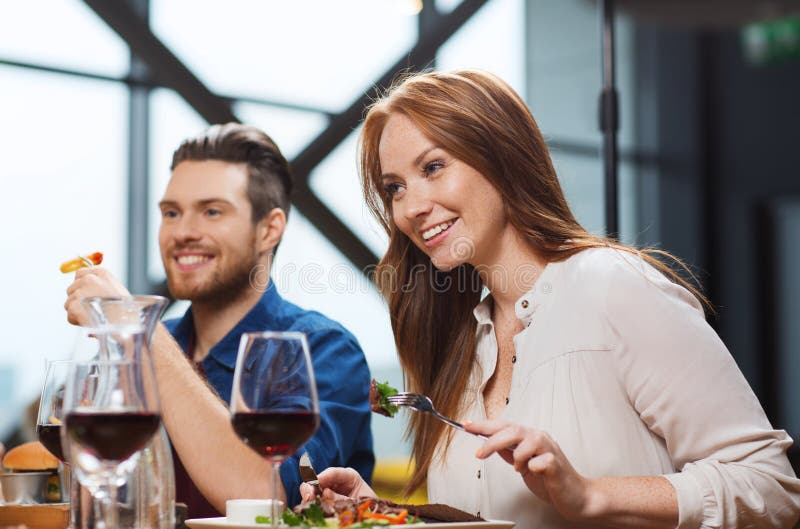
left=2, top=441, right=59, bottom=471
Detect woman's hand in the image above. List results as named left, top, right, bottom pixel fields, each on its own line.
left=299, top=467, right=377, bottom=504
left=465, top=420, right=595, bottom=521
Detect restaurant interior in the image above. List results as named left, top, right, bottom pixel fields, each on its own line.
left=1, top=0, right=799, bottom=511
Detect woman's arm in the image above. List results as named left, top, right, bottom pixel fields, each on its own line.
left=601, top=252, right=800, bottom=528
left=466, top=420, right=678, bottom=529
left=468, top=251, right=800, bottom=528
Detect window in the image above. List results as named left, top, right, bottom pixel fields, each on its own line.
left=0, top=0, right=129, bottom=76
left=526, top=0, right=638, bottom=242
left=0, top=66, right=127, bottom=424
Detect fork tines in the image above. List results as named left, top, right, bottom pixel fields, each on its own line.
left=387, top=395, right=415, bottom=403
left=387, top=394, right=420, bottom=405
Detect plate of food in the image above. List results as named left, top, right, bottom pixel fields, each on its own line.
left=186, top=497, right=514, bottom=528
left=186, top=519, right=513, bottom=529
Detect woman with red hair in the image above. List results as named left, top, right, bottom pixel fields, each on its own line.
left=303, top=70, right=800, bottom=529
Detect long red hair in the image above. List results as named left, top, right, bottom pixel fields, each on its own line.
left=358, top=69, right=708, bottom=494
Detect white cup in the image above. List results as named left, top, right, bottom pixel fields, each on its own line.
left=225, top=499, right=285, bottom=524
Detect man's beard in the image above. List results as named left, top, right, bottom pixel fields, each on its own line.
left=166, top=250, right=261, bottom=308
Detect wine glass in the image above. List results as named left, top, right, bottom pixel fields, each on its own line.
left=230, top=332, right=320, bottom=528
left=36, top=359, right=70, bottom=504
left=37, top=360, right=70, bottom=464
left=61, top=325, right=161, bottom=529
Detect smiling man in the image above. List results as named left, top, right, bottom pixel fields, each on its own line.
left=64, top=123, right=374, bottom=517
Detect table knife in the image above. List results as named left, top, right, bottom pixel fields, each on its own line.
left=299, top=451, right=319, bottom=486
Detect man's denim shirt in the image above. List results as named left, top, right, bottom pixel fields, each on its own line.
left=164, top=281, right=375, bottom=508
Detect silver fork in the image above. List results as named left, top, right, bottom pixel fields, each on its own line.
left=387, top=392, right=488, bottom=440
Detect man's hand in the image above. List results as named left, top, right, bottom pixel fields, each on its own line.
left=64, top=268, right=131, bottom=326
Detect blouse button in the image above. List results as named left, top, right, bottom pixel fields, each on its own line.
left=505, top=397, right=509, bottom=405
left=477, top=470, right=481, bottom=479
left=521, top=300, right=529, bottom=309
left=511, top=355, right=517, bottom=363
left=477, top=511, right=481, bottom=517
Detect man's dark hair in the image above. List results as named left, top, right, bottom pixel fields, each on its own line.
left=170, top=123, right=292, bottom=223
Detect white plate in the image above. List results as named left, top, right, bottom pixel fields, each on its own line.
left=186, top=516, right=515, bottom=529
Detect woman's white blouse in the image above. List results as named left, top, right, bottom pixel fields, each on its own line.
left=426, top=248, right=800, bottom=528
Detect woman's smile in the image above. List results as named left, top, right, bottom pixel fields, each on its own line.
left=421, top=217, right=459, bottom=247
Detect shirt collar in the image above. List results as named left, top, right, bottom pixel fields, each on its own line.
left=473, top=294, right=493, bottom=327
left=472, top=261, right=558, bottom=327
left=171, top=280, right=286, bottom=370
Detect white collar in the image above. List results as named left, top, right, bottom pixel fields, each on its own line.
left=472, top=260, right=558, bottom=328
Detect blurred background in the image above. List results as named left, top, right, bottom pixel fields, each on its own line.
left=1, top=0, right=799, bottom=492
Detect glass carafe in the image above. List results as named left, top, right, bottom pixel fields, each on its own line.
left=80, top=295, right=174, bottom=529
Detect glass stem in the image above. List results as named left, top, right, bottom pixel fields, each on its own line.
left=60, top=461, right=69, bottom=504
left=68, top=465, right=82, bottom=529
left=271, top=460, right=282, bottom=529
left=94, top=482, right=119, bottom=529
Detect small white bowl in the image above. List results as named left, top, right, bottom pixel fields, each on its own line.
left=225, top=499, right=285, bottom=524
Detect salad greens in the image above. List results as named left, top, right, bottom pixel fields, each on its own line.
left=375, top=380, right=399, bottom=418
left=254, top=501, right=423, bottom=527
left=254, top=504, right=326, bottom=527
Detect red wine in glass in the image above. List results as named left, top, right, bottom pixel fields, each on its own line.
left=37, top=423, right=66, bottom=462
left=37, top=360, right=71, bottom=463
left=63, top=341, right=162, bottom=529
left=232, top=411, right=320, bottom=458
left=66, top=411, right=161, bottom=462
left=230, top=332, right=320, bottom=529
